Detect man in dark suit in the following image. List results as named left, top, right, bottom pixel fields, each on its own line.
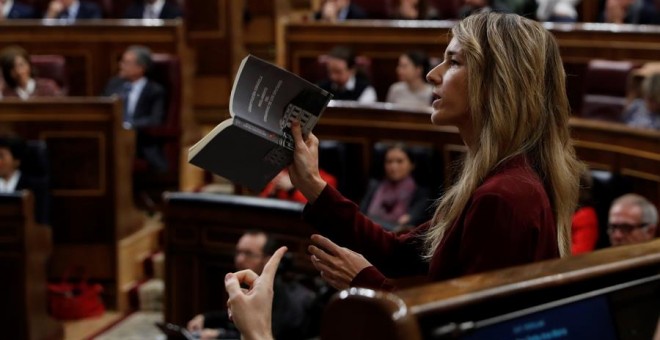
left=44, top=0, right=102, bottom=21
left=103, top=45, right=168, bottom=172
left=123, top=0, right=183, bottom=19
left=0, top=135, right=50, bottom=225
left=1, top=0, right=36, bottom=19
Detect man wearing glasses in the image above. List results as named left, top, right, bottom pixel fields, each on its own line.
left=187, top=230, right=316, bottom=339
left=608, top=194, right=658, bottom=247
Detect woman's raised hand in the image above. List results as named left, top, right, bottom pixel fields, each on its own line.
left=288, top=121, right=326, bottom=203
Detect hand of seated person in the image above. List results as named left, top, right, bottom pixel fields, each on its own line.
left=186, top=314, right=204, bottom=333
left=308, top=234, right=373, bottom=290
left=45, top=1, right=64, bottom=18
left=321, top=1, right=339, bottom=21
left=224, top=246, right=288, bottom=340
left=199, top=329, right=220, bottom=340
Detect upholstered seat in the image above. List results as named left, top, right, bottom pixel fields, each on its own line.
left=581, top=60, right=637, bottom=122
left=30, top=54, right=68, bottom=94
left=133, top=53, right=182, bottom=207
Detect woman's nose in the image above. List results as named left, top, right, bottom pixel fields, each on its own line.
left=426, top=65, right=442, bottom=85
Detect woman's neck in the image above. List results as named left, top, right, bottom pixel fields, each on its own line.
left=17, top=77, right=30, bottom=90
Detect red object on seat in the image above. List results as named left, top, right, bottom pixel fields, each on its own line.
left=47, top=269, right=105, bottom=320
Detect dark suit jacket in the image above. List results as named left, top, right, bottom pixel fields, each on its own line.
left=123, top=1, right=183, bottom=19
left=56, top=1, right=102, bottom=19
left=314, top=2, right=368, bottom=20
left=103, top=76, right=168, bottom=171
left=7, top=2, right=36, bottom=19
left=16, top=173, right=50, bottom=225
left=103, top=76, right=166, bottom=128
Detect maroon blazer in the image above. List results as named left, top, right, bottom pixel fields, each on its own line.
left=303, top=155, right=559, bottom=291
left=2, top=78, right=61, bottom=98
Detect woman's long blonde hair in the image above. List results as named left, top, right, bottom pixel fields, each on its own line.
left=424, top=12, right=582, bottom=258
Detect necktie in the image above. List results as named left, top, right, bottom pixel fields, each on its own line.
left=122, top=82, right=133, bottom=123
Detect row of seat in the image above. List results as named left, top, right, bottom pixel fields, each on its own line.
left=304, top=53, right=655, bottom=121
left=12, top=0, right=184, bottom=19
left=26, top=53, right=183, bottom=196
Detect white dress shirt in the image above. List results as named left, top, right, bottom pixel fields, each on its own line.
left=0, top=170, right=21, bottom=193
left=2, top=0, right=14, bottom=18
left=126, top=77, right=148, bottom=122
left=144, top=0, right=165, bottom=19
left=344, top=75, right=377, bottom=103
left=15, top=78, right=36, bottom=100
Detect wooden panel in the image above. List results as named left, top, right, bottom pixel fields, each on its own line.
left=0, top=98, right=146, bottom=309
left=0, top=193, right=63, bottom=340
left=1, top=19, right=195, bottom=145
left=323, top=238, right=660, bottom=339
left=163, top=192, right=316, bottom=325
left=0, top=20, right=186, bottom=95
left=117, top=222, right=163, bottom=312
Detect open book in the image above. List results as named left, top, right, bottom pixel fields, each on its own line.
left=188, top=55, right=333, bottom=191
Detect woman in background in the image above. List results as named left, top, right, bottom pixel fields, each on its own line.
left=386, top=50, right=433, bottom=108
left=0, top=46, right=61, bottom=99
left=360, top=144, right=429, bottom=231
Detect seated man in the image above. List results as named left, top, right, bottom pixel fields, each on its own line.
left=103, top=45, right=167, bottom=172
left=315, top=0, right=367, bottom=21
left=318, top=46, right=377, bottom=103
left=44, top=0, right=102, bottom=21
left=1, top=0, right=36, bottom=19
left=123, top=0, right=183, bottom=19
left=187, top=230, right=316, bottom=340
left=0, top=135, right=49, bottom=225
left=608, top=193, right=658, bottom=247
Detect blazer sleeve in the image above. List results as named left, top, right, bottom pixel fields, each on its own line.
left=303, top=185, right=429, bottom=280
left=132, top=82, right=166, bottom=128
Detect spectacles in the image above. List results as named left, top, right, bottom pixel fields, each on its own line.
left=234, top=250, right=263, bottom=259
left=607, top=223, right=649, bottom=234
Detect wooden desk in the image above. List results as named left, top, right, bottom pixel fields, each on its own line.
left=0, top=192, right=63, bottom=340
left=314, top=101, right=660, bottom=204
left=322, top=238, right=660, bottom=339
left=0, top=98, right=144, bottom=308
left=163, top=192, right=317, bottom=325
left=281, top=20, right=660, bottom=112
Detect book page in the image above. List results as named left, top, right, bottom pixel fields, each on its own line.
left=229, top=55, right=333, bottom=140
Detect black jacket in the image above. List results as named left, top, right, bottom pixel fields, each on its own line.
left=123, top=1, right=183, bottom=19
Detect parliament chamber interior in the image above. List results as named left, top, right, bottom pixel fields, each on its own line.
left=0, top=0, right=659, bottom=339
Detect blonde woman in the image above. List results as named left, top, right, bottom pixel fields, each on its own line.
left=283, top=11, right=584, bottom=292
left=222, top=11, right=583, bottom=339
